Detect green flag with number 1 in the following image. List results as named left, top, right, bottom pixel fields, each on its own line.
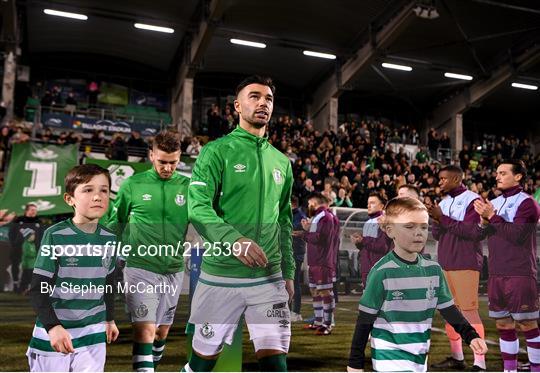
left=0, top=143, right=78, bottom=215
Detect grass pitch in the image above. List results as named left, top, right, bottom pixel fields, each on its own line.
left=0, top=292, right=529, bottom=371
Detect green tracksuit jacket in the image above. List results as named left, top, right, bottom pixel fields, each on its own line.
left=189, top=125, right=295, bottom=280
left=110, top=168, right=189, bottom=274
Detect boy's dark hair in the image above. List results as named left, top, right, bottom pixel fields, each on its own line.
left=307, top=191, right=331, bottom=205
left=291, top=195, right=299, bottom=206
left=65, top=164, right=111, bottom=196
left=501, top=159, right=527, bottom=181
left=368, top=192, right=387, bottom=206
left=236, top=75, right=276, bottom=97
left=398, top=184, right=420, bottom=197
left=153, top=131, right=181, bottom=153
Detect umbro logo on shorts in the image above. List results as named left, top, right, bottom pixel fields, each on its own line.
left=142, top=193, right=152, bottom=201
left=234, top=164, right=246, bottom=173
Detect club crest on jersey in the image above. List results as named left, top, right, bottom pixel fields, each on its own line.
left=175, top=194, right=186, bottom=206
left=426, top=280, right=436, bottom=301
left=142, top=193, right=152, bottom=201
left=102, top=256, right=112, bottom=269
left=272, top=168, right=283, bottom=184
left=200, top=322, right=215, bottom=339
left=135, top=303, right=148, bottom=318
left=234, top=164, right=246, bottom=173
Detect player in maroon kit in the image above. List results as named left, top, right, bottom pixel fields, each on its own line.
left=474, top=160, right=540, bottom=372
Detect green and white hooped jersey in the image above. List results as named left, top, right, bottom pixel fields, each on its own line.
left=28, top=219, right=116, bottom=356
left=359, top=251, right=454, bottom=372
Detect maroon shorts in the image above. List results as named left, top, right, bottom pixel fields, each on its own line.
left=308, top=266, right=334, bottom=290
left=488, top=275, right=539, bottom=321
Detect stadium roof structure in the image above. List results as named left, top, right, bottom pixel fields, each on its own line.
left=13, top=0, right=540, bottom=119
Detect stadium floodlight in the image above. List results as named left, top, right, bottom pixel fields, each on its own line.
left=444, top=72, right=473, bottom=81
left=43, top=9, right=88, bottom=20
left=511, top=82, right=538, bottom=91
left=303, top=50, right=336, bottom=60
left=382, top=62, right=412, bottom=72
left=134, top=23, right=174, bottom=33
left=230, top=38, right=266, bottom=49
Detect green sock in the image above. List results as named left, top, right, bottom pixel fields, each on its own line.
left=183, top=352, right=218, bottom=372
left=258, top=354, right=288, bottom=372
left=133, top=342, right=154, bottom=371
left=152, top=339, right=166, bottom=369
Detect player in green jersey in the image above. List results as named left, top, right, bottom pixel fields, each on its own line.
left=110, top=131, right=189, bottom=372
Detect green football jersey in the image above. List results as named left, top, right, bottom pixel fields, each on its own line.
left=110, top=168, right=189, bottom=274
left=359, top=251, right=454, bottom=372
left=28, top=219, right=116, bottom=356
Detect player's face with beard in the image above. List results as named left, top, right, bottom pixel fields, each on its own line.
left=234, top=83, right=274, bottom=129
left=307, top=199, right=319, bottom=217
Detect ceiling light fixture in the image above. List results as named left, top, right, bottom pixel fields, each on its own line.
left=413, top=1, right=440, bottom=19
left=43, top=9, right=88, bottom=20
left=511, top=82, right=538, bottom=90
left=444, top=72, right=473, bottom=81
left=230, top=38, right=266, bottom=49
left=134, top=23, right=174, bottom=33
left=303, top=50, right=336, bottom=60
left=382, top=62, right=413, bottom=71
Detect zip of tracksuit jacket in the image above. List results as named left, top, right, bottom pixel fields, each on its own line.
left=188, top=125, right=295, bottom=280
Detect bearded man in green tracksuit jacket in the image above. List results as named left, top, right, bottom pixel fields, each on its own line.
left=109, top=131, right=189, bottom=372
left=183, top=75, right=295, bottom=372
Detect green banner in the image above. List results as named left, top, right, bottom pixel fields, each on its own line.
left=0, top=143, right=78, bottom=215
left=84, top=158, right=152, bottom=198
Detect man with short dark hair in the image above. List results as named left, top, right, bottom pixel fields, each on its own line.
left=186, top=75, right=294, bottom=372
left=110, top=130, right=189, bottom=372
left=428, top=165, right=486, bottom=371
left=296, top=192, right=339, bottom=335
left=474, top=160, right=540, bottom=372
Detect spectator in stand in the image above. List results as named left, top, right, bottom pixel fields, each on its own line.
left=440, top=131, right=451, bottom=149
left=40, top=90, right=53, bottom=108
left=90, top=130, right=108, bottom=146
left=310, top=165, right=324, bottom=191
left=398, top=184, right=421, bottom=200
left=127, top=131, right=147, bottom=149
left=428, top=128, right=440, bottom=158
left=185, top=136, right=202, bottom=155
left=64, top=92, right=77, bottom=115
left=322, top=183, right=337, bottom=205
left=87, top=81, right=99, bottom=108
left=416, top=146, right=430, bottom=163
left=335, top=188, right=353, bottom=208
left=108, top=133, right=128, bottom=161
left=207, top=103, right=222, bottom=139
